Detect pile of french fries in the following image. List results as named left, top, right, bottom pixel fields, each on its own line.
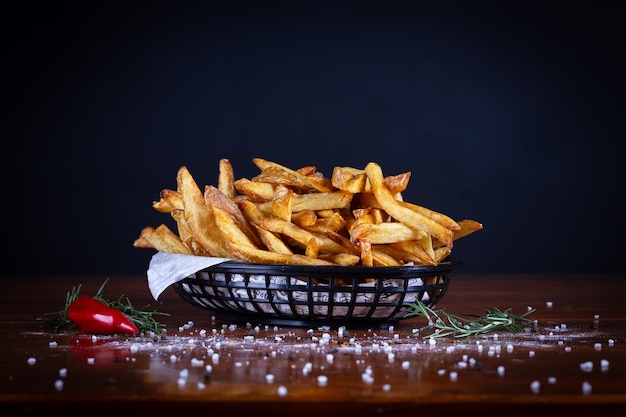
left=134, top=158, right=482, bottom=267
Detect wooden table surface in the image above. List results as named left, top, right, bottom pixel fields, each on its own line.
left=1, top=273, right=625, bottom=416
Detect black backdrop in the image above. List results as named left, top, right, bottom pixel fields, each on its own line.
left=4, top=0, right=625, bottom=277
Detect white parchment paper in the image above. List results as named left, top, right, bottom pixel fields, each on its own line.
left=147, top=252, right=234, bottom=300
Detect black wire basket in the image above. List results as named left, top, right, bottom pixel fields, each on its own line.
left=173, top=258, right=463, bottom=327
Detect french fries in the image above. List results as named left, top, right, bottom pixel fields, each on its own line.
left=134, top=158, right=482, bottom=267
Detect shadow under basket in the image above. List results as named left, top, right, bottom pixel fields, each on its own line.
left=173, top=258, right=463, bottom=327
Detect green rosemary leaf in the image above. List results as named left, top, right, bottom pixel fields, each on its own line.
left=404, top=300, right=535, bottom=339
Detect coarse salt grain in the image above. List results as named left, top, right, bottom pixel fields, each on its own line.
left=497, top=366, right=505, bottom=376
left=265, top=373, right=275, bottom=383
left=601, top=359, right=610, bottom=371
left=54, top=379, right=64, bottom=391
left=449, top=371, right=458, bottom=381
left=530, top=380, right=540, bottom=394
left=402, top=361, right=410, bottom=370
left=27, top=357, right=36, bottom=365
left=382, top=384, right=391, bottom=392
left=277, top=386, right=288, bottom=396
left=579, top=361, right=593, bottom=372
left=87, top=358, right=95, bottom=365
left=529, top=351, right=535, bottom=357
left=594, top=343, right=602, bottom=350
left=49, top=341, right=58, bottom=347
left=59, top=368, right=67, bottom=377
left=582, top=381, right=592, bottom=395
left=548, top=377, right=557, bottom=384
left=546, top=301, right=553, bottom=308
left=317, top=375, right=328, bottom=386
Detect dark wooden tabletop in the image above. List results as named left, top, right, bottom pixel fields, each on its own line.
left=1, top=273, right=625, bottom=416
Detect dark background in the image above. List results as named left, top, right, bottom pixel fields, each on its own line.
left=4, top=0, right=625, bottom=277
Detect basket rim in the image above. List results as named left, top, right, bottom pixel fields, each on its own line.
left=197, top=257, right=464, bottom=278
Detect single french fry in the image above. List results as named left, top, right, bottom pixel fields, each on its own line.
left=331, top=167, right=368, bottom=193
left=291, top=210, right=318, bottom=228
left=233, top=177, right=275, bottom=202
left=152, top=189, right=183, bottom=213
left=271, top=184, right=293, bottom=222
left=218, top=158, right=237, bottom=200
left=170, top=209, right=193, bottom=242
left=350, top=222, right=429, bottom=245
left=253, top=224, right=294, bottom=255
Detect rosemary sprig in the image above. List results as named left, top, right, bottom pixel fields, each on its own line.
left=404, top=299, right=535, bottom=339
left=38, top=278, right=170, bottom=334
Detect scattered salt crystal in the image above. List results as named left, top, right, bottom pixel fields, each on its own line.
left=594, top=343, right=602, bottom=351
left=326, top=354, right=334, bottom=364
left=177, top=378, right=186, bottom=388
left=234, top=361, right=243, bottom=367
left=361, top=372, right=374, bottom=384
left=382, top=384, right=391, bottom=392
left=27, top=357, right=36, bottom=365
left=558, top=340, right=564, bottom=346
left=54, top=379, right=64, bottom=391
left=59, top=368, right=67, bottom=377
left=91, top=335, right=98, bottom=342
left=579, top=361, right=593, bottom=372
left=265, top=374, right=275, bottom=383
left=582, top=381, right=592, bottom=395
left=497, top=366, right=505, bottom=376
left=428, top=338, right=436, bottom=345
left=317, top=375, right=328, bottom=386
left=387, top=353, right=395, bottom=362
left=560, top=323, right=566, bottom=330
left=548, top=377, right=557, bottom=384
left=529, top=351, right=535, bottom=357
left=402, top=361, right=410, bottom=370
left=49, top=341, right=58, bottom=347
left=393, top=334, right=400, bottom=341
left=457, top=361, right=467, bottom=369
left=608, top=339, right=615, bottom=346
left=506, top=344, right=514, bottom=353
left=437, top=369, right=446, bottom=376
left=277, top=386, right=288, bottom=396
left=539, top=335, right=546, bottom=341
left=564, top=347, right=572, bottom=352
left=600, top=359, right=610, bottom=371
left=170, top=355, right=178, bottom=363
left=87, top=358, right=95, bottom=365
left=546, top=301, right=553, bottom=308
left=197, top=382, right=206, bottom=390
left=179, top=369, right=189, bottom=378
left=211, top=353, right=220, bottom=364
left=530, top=380, right=540, bottom=394
left=449, top=371, right=458, bottom=381
left=527, top=306, right=533, bottom=312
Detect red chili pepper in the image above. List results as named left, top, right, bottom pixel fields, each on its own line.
left=67, top=296, right=139, bottom=335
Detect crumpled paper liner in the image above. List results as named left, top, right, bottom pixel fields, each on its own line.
left=147, top=252, right=234, bottom=300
